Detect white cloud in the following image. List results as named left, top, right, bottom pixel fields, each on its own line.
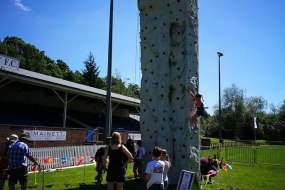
left=12, top=0, right=31, bottom=12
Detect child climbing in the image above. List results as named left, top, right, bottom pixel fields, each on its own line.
left=189, top=90, right=205, bottom=129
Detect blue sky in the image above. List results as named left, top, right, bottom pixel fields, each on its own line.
left=0, top=0, right=284, bottom=114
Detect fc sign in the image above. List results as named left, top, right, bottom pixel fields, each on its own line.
left=0, top=54, right=20, bottom=70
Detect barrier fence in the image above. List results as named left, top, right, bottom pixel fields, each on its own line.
left=201, top=142, right=285, bottom=167
left=210, top=141, right=259, bottom=149
left=28, top=143, right=285, bottom=171
left=225, top=146, right=285, bottom=167
left=200, top=146, right=221, bottom=159
left=28, top=145, right=105, bottom=170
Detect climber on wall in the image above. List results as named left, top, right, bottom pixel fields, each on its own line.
left=189, top=89, right=205, bottom=129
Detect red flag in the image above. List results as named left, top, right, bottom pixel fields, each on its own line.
left=43, top=158, right=49, bottom=164
left=77, top=156, right=84, bottom=165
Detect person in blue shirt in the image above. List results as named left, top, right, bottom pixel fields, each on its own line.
left=0, top=134, right=18, bottom=190
left=133, top=140, right=145, bottom=181
left=8, top=133, right=39, bottom=190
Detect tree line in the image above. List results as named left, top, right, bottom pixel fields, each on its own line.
left=0, top=36, right=140, bottom=99
left=201, top=84, right=285, bottom=141
left=1, top=36, right=284, bottom=141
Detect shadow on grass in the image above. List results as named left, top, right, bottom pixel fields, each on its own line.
left=63, top=180, right=177, bottom=190
left=62, top=182, right=106, bottom=190
left=63, top=180, right=147, bottom=190
left=27, top=184, right=54, bottom=189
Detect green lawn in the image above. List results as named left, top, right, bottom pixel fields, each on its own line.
left=201, top=162, right=285, bottom=190
left=201, top=145, right=285, bottom=190
left=4, top=146, right=285, bottom=190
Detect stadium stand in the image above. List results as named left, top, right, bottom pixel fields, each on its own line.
left=0, top=67, right=141, bottom=145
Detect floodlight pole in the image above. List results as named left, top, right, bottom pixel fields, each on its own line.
left=105, top=0, right=113, bottom=143
left=217, top=52, right=223, bottom=143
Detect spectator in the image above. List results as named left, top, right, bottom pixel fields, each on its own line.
left=124, top=138, right=135, bottom=173
left=0, top=134, right=18, bottom=190
left=160, top=149, right=171, bottom=190
left=145, top=146, right=165, bottom=190
left=94, top=147, right=105, bottom=182
left=200, top=157, right=221, bottom=184
left=133, top=140, right=145, bottom=181
left=102, top=132, right=133, bottom=190
left=8, top=133, right=39, bottom=190
left=124, top=138, right=135, bottom=158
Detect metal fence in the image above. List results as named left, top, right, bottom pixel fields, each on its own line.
left=225, top=146, right=285, bottom=167
left=200, top=146, right=221, bottom=159
left=210, top=141, right=259, bottom=149
left=225, top=146, right=255, bottom=164
left=28, top=145, right=105, bottom=170
left=255, top=147, right=285, bottom=166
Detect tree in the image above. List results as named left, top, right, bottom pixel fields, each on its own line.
left=56, top=59, right=71, bottom=79
left=265, top=101, right=285, bottom=141
left=71, top=71, right=84, bottom=84
left=202, top=82, right=284, bottom=141
left=0, top=36, right=141, bottom=99
left=43, top=63, right=63, bottom=79
left=102, top=69, right=140, bottom=99
left=127, top=83, right=140, bottom=99
left=245, top=96, right=267, bottom=114
left=221, top=84, right=246, bottom=139
left=244, top=96, right=267, bottom=140
left=0, top=36, right=51, bottom=73
left=110, top=69, right=129, bottom=95
left=278, top=101, right=285, bottom=140
left=82, top=52, right=101, bottom=88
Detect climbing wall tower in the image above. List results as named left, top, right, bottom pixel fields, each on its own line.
left=138, top=0, right=199, bottom=184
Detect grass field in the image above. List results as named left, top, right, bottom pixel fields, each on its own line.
left=4, top=146, right=285, bottom=190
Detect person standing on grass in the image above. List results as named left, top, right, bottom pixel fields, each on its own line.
left=102, top=132, right=133, bottom=190
left=124, top=138, right=135, bottom=158
left=160, top=149, right=171, bottom=190
left=8, top=133, right=39, bottom=190
left=133, top=140, right=145, bottom=181
left=94, top=146, right=105, bottom=182
left=145, top=146, right=165, bottom=190
left=124, top=138, right=135, bottom=172
left=0, top=134, right=18, bottom=190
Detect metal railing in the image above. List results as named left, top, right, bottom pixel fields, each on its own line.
left=28, top=145, right=105, bottom=170
left=225, top=146, right=285, bottom=167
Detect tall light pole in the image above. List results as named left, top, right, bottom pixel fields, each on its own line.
left=105, top=0, right=114, bottom=144
left=217, top=51, right=223, bottom=143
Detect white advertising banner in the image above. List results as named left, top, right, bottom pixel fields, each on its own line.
left=254, top=117, right=258, bottom=129
left=128, top=133, right=141, bottom=140
left=24, top=130, right=66, bottom=141
left=0, top=54, right=20, bottom=70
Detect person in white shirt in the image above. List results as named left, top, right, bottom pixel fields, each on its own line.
left=145, top=146, right=165, bottom=190
left=133, top=140, right=145, bottom=181
left=160, top=149, right=171, bottom=190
